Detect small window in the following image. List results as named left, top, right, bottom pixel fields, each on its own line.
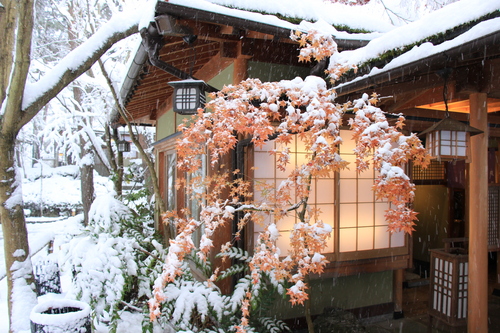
left=165, top=152, right=176, bottom=211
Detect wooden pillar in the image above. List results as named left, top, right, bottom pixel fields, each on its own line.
left=468, top=93, right=488, bottom=332
left=497, top=252, right=500, bottom=284
left=233, top=42, right=249, bottom=85
left=233, top=56, right=248, bottom=85
left=393, top=269, right=404, bottom=319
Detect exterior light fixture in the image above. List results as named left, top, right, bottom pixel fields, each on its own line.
left=419, top=68, right=482, bottom=161
left=117, top=139, right=131, bottom=153
left=168, top=79, right=208, bottom=115
left=419, top=116, right=482, bottom=161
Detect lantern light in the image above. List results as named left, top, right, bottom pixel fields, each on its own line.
left=168, top=79, right=208, bottom=115
left=419, top=67, right=483, bottom=161
left=117, top=139, right=131, bottom=153
left=419, top=116, right=482, bottom=161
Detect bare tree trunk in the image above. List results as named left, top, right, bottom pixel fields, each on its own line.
left=67, top=4, right=96, bottom=225
left=97, top=60, right=174, bottom=240
left=304, top=275, right=315, bottom=333
left=105, top=125, right=124, bottom=197
left=0, top=1, right=37, bottom=331
left=113, top=128, right=124, bottom=197
left=0, top=134, right=36, bottom=333
left=80, top=146, right=95, bottom=225
left=0, top=0, right=138, bottom=328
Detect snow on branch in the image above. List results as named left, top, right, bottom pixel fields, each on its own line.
left=83, top=125, right=112, bottom=171
left=19, top=3, right=150, bottom=128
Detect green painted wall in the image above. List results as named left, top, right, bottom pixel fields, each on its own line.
left=248, top=61, right=310, bottom=82
left=269, top=271, right=393, bottom=319
left=412, top=185, right=449, bottom=262
left=209, top=63, right=234, bottom=90
left=156, top=109, right=175, bottom=141
left=156, top=64, right=235, bottom=142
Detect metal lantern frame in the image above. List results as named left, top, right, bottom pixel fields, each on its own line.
left=117, top=139, right=131, bottom=153
left=168, top=79, right=208, bottom=115
left=419, top=116, right=482, bottom=161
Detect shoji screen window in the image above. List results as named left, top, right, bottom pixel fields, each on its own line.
left=253, top=135, right=335, bottom=254
left=253, top=130, right=407, bottom=259
left=338, top=130, right=405, bottom=255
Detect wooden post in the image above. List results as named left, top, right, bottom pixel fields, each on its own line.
left=497, top=252, right=500, bottom=284
left=233, top=42, right=249, bottom=85
left=393, top=269, right=404, bottom=319
left=233, top=57, right=248, bottom=85
left=468, top=93, right=488, bottom=332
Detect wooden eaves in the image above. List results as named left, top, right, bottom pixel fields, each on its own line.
left=334, top=29, right=500, bottom=99
left=117, top=1, right=372, bottom=126
left=334, top=28, right=500, bottom=135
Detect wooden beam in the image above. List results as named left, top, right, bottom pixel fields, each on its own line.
left=468, top=92, right=489, bottom=333
left=221, top=41, right=238, bottom=59
left=393, top=269, right=404, bottom=318
left=193, top=52, right=233, bottom=82
left=318, top=255, right=410, bottom=278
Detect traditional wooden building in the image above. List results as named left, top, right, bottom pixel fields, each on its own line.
left=333, top=1, right=500, bottom=330
left=118, top=0, right=500, bottom=329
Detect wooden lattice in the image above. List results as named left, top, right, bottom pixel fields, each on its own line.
left=488, top=185, right=500, bottom=250
left=412, top=160, right=446, bottom=184
left=429, top=248, right=468, bottom=328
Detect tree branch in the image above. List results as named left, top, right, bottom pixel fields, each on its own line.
left=18, top=13, right=139, bottom=131
left=96, top=56, right=174, bottom=240
left=1, top=0, right=34, bottom=136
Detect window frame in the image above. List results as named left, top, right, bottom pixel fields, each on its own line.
left=250, top=130, right=409, bottom=262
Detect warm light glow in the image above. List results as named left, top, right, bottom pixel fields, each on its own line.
left=417, top=98, right=500, bottom=113
left=253, top=130, right=404, bottom=256
left=426, top=130, right=468, bottom=159
left=419, top=116, right=482, bottom=161
left=175, top=87, right=199, bottom=111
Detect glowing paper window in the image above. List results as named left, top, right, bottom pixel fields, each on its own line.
left=252, top=130, right=407, bottom=258
left=253, top=135, right=335, bottom=254
left=338, top=130, right=404, bottom=253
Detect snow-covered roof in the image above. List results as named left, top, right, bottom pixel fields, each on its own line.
left=333, top=0, right=500, bottom=93
left=120, top=0, right=393, bottom=118
left=168, top=0, right=397, bottom=35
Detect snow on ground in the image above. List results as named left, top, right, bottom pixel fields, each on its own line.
left=22, top=164, right=113, bottom=218
left=0, top=165, right=145, bottom=332
left=0, top=216, right=81, bottom=333
left=0, top=216, right=147, bottom=333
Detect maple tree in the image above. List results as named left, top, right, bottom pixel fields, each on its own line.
left=149, top=30, right=429, bottom=333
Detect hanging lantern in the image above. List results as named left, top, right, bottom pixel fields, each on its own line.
left=117, top=139, right=131, bottom=153
left=419, top=67, right=483, bottom=161
left=168, top=79, right=208, bottom=115
left=419, top=116, right=482, bottom=161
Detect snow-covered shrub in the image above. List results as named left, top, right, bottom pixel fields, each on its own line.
left=61, top=192, right=165, bottom=332
left=151, top=249, right=290, bottom=333
left=65, top=233, right=137, bottom=322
